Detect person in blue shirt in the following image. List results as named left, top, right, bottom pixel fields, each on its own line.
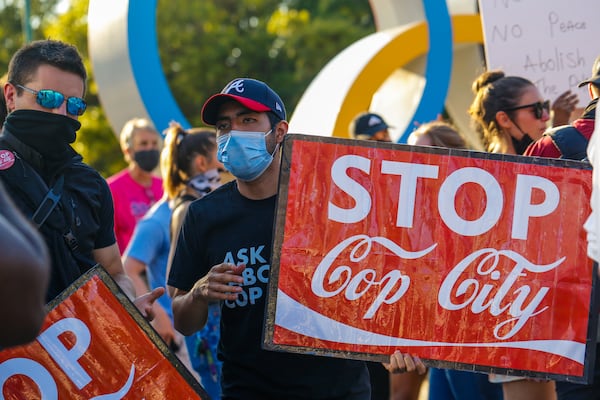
left=123, top=122, right=222, bottom=398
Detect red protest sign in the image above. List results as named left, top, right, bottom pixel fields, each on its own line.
left=0, top=267, right=208, bottom=399
left=265, top=134, right=598, bottom=383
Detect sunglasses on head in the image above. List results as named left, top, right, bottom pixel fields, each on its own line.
left=503, top=100, right=550, bottom=120
left=16, top=84, right=87, bottom=116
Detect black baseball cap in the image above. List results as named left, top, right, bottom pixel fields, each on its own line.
left=351, top=112, right=391, bottom=137
left=201, top=78, right=286, bottom=125
left=578, top=56, right=600, bottom=87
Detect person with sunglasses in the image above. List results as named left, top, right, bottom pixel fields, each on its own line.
left=469, top=69, right=550, bottom=156
left=0, top=39, right=162, bottom=318
left=469, top=69, right=556, bottom=400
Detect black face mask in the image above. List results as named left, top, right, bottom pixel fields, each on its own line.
left=4, top=109, right=81, bottom=147
left=133, top=149, right=160, bottom=172
left=511, top=134, right=533, bottom=155
left=3, top=109, right=81, bottom=175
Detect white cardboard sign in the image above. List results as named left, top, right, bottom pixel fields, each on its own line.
left=478, top=0, right=600, bottom=104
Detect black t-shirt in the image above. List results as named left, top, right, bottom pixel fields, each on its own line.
left=168, top=181, right=369, bottom=399
left=0, top=140, right=115, bottom=302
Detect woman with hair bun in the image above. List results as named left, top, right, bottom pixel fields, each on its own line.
left=163, top=122, right=224, bottom=399
left=469, top=70, right=550, bottom=155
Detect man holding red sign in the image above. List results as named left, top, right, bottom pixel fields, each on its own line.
left=168, top=78, right=425, bottom=399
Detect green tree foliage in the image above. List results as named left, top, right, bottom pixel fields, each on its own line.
left=157, top=0, right=285, bottom=127
left=0, top=0, right=61, bottom=73
left=157, top=0, right=374, bottom=127
left=1, top=0, right=375, bottom=177
left=0, top=3, right=23, bottom=69
left=271, top=1, right=375, bottom=108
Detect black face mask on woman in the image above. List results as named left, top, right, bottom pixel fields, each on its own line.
left=133, top=149, right=160, bottom=172
left=505, top=115, right=534, bottom=155
left=510, top=134, right=533, bottom=155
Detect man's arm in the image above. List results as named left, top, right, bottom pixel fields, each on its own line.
left=0, top=184, right=50, bottom=348
left=169, top=286, right=209, bottom=336
left=93, top=244, right=164, bottom=320
left=93, top=243, right=136, bottom=299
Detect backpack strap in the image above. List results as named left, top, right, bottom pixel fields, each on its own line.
left=0, top=136, right=94, bottom=270
left=544, top=125, right=589, bottom=161
left=172, top=193, right=197, bottom=213
left=31, top=174, right=64, bottom=228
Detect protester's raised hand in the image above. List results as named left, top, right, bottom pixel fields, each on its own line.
left=133, top=287, right=165, bottom=321
left=551, top=90, right=579, bottom=127
left=383, top=350, right=427, bottom=375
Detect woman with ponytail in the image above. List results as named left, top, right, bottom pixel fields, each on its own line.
left=123, top=121, right=223, bottom=398
left=163, top=122, right=223, bottom=399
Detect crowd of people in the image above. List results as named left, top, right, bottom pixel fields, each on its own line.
left=0, top=38, right=599, bottom=400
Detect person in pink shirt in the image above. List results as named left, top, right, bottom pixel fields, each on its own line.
left=107, top=117, right=163, bottom=254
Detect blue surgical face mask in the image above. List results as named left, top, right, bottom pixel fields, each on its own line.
left=217, top=129, right=276, bottom=181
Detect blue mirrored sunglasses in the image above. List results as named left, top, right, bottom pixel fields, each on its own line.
left=16, top=84, right=87, bottom=116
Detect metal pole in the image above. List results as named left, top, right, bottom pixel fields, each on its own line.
left=24, top=0, right=32, bottom=43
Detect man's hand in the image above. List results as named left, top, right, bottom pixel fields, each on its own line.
left=383, top=350, right=427, bottom=375
left=190, top=263, right=245, bottom=303
left=133, top=287, right=165, bottom=321
left=170, top=263, right=244, bottom=336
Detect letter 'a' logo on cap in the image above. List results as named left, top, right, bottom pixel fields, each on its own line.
left=225, top=79, right=245, bottom=94
left=368, top=115, right=383, bottom=127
